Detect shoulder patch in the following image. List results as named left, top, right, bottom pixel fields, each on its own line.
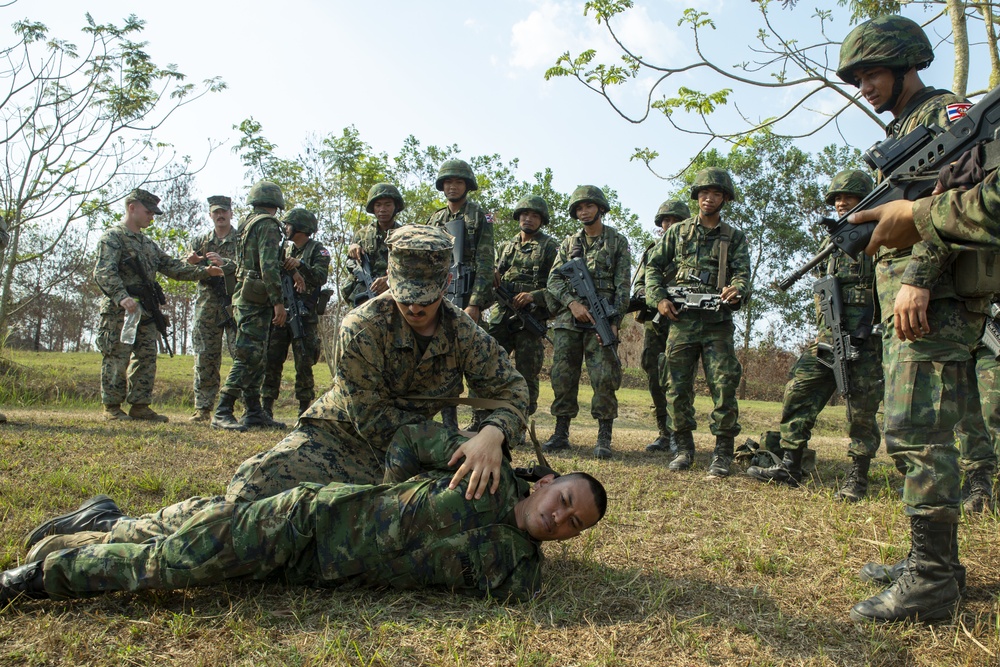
left=320, top=248, right=330, bottom=257
left=946, top=102, right=972, bottom=122
left=485, top=213, right=494, bottom=225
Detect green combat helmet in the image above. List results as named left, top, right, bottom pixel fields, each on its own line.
left=836, top=15, right=933, bottom=86
left=568, top=185, right=610, bottom=219
left=365, top=183, right=405, bottom=214
left=512, top=195, right=550, bottom=225
left=654, top=200, right=691, bottom=225
left=435, top=159, right=478, bottom=192
left=247, top=180, right=285, bottom=210
left=690, top=168, right=736, bottom=201
left=825, top=170, right=875, bottom=205
left=282, top=208, right=318, bottom=235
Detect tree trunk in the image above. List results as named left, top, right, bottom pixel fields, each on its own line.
left=949, top=0, right=970, bottom=97
left=979, top=3, right=1000, bottom=89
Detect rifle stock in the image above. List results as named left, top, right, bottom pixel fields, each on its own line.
left=350, top=254, right=377, bottom=306
left=553, top=257, right=619, bottom=360
left=445, top=218, right=475, bottom=308
left=494, top=282, right=550, bottom=343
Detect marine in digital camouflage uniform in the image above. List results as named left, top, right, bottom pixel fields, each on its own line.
left=262, top=208, right=331, bottom=418
left=187, top=195, right=238, bottom=422
left=93, top=189, right=221, bottom=423
left=747, top=171, right=884, bottom=499
left=645, top=169, right=750, bottom=479
left=212, top=181, right=288, bottom=432
left=343, top=183, right=404, bottom=307
left=543, top=186, right=631, bottom=460
left=3, top=422, right=607, bottom=605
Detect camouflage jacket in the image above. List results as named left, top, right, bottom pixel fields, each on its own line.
left=915, top=168, right=1000, bottom=251
left=284, top=238, right=331, bottom=320
left=815, top=253, right=877, bottom=344
left=93, top=224, right=211, bottom=315
left=191, top=227, right=237, bottom=311
left=427, top=200, right=495, bottom=308
left=234, top=208, right=285, bottom=307
left=343, top=219, right=400, bottom=304
left=300, top=293, right=528, bottom=446
left=547, top=225, right=632, bottom=330
left=487, top=231, right=559, bottom=326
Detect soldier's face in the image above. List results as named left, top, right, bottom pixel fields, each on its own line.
left=853, top=66, right=895, bottom=111
left=395, top=291, right=445, bottom=335
left=834, top=193, right=862, bottom=217
left=442, top=178, right=467, bottom=202
left=130, top=202, right=155, bottom=228
left=659, top=215, right=681, bottom=235
left=518, top=211, right=543, bottom=234
left=373, top=198, right=396, bottom=224
left=516, top=475, right=601, bottom=542
left=697, top=187, right=726, bottom=216
left=211, top=208, right=233, bottom=226
left=575, top=202, right=600, bottom=225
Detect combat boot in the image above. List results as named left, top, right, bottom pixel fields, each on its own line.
left=0, top=561, right=47, bottom=604
left=189, top=408, right=212, bottom=423
left=464, top=410, right=489, bottom=433
left=102, top=404, right=131, bottom=421
left=211, top=392, right=247, bottom=431
left=747, top=447, right=804, bottom=487
left=299, top=399, right=312, bottom=416
left=542, top=417, right=572, bottom=452
left=128, top=404, right=169, bottom=423
left=645, top=414, right=675, bottom=453
left=594, top=419, right=613, bottom=459
left=27, top=531, right=107, bottom=562
left=706, top=435, right=735, bottom=478
left=23, top=495, right=126, bottom=550
left=441, top=406, right=459, bottom=432
left=962, top=468, right=995, bottom=514
left=835, top=455, right=871, bottom=502
left=668, top=431, right=695, bottom=471
left=241, top=396, right=285, bottom=430
left=262, top=397, right=277, bottom=421
left=850, top=517, right=960, bottom=622
left=859, top=523, right=966, bottom=596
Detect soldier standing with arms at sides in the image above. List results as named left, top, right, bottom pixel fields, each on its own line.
left=94, top=189, right=223, bottom=422
left=187, top=195, right=238, bottom=423
left=344, top=183, right=403, bottom=305
left=748, top=171, right=884, bottom=499
left=636, top=200, right=690, bottom=454
left=261, top=208, right=331, bottom=420
left=212, top=181, right=287, bottom=432
left=645, top=168, right=750, bottom=479
left=543, top=186, right=631, bottom=460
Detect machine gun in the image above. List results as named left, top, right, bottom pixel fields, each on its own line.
left=445, top=217, right=475, bottom=308
left=124, top=255, right=173, bottom=357
left=281, top=273, right=308, bottom=358
left=494, top=282, right=550, bottom=343
left=983, top=302, right=1000, bottom=360
left=552, top=257, right=619, bottom=361
left=777, top=84, right=1000, bottom=292
left=350, top=253, right=377, bottom=307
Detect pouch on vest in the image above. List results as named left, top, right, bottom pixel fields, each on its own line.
left=954, top=250, right=1000, bottom=298
left=239, top=277, right=270, bottom=305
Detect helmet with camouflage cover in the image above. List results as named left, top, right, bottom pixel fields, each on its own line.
left=654, top=200, right=691, bottom=225
left=435, top=159, right=478, bottom=192
left=836, top=15, right=933, bottom=86
left=825, top=169, right=874, bottom=206
left=568, top=185, right=610, bottom=219
left=690, top=168, right=736, bottom=201
left=282, top=208, right=318, bottom=235
left=247, top=180, right=285, bottom=209
left=365, top=183, right=405, bottom=214
left=512, top=195, right=550, bottom=225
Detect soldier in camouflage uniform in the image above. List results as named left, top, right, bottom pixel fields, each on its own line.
left=212, top=181, right=288, bottom=432
left=187, top=195, right=238, bottom=422
left=261, top=208, right=331, bottom=419
left=635, top=200, right=690, bottom=453
left=485, top=195, right=559, bottom=417
left=543, top=186, right=631, bottom=460
left=748, top=171, right=884, bottom=499
left=344, top=183, right=404, bottom=306
left=4, top=422, right=607, bottom=605
left=831, top=15, right=982, bottom=624
left=93, top=189, right=223, bottom=422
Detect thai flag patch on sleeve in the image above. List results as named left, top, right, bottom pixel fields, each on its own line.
left=485, top=213, right=494, bottom=224
left=320, top=248, right=330, bottom=257
left=946, top=102, right=972, bottom=122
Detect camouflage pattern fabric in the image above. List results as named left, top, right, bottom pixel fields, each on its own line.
left=634, top=241, right=671, bottom=417
left=914, top=167, right=1000, bottom=249
left=343, top=219, right=400, bottom=305
left=954, top=343, right=999, bottom=474
left=974, top=342, right=1000, bottom=466
left=42, top=422, right=542, bottom=603
left=547, top=226, right=631, bottom=420
left=191, top=228, right=238, bottom=410
left=426, top=199, right=495, bottom=309
left=221, top=306, right=273, bottom=402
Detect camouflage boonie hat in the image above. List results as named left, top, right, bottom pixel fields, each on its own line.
left=207, top=195, right=232, bottom=212
left=837, top=15, right=933, bottom=85
left=825, top=170, right=874, bottom=205
left=125, top=188, right=163, bottom=215
left=654, top=200, right=691, bottom=226
left=386, top=225, right=453, bottom=304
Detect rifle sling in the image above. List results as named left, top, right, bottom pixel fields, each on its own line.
left=716, top=222, right=732, bottom=291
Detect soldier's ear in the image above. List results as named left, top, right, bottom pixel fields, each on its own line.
left=533, top=474, right=557, bottom=491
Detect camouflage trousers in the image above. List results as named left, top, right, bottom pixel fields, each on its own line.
left=778, top=337, right=883, bottom=458
left=881, top=300, right=984, bottom=523
left=549, top=327, right=621, bottom=420
left=261, top=319, right=321, bottom=404
left=192, top=301, right=237, bottom=409
left=96, top=311, right=159, bottom=406
left=660, top=318, right=742, bottom=437
left=486, top=319, right=546, bottom=415
left=640, top=320, right=670, bottom=417
left=954, top=342, right=999, bottom=474
left=220, top=305, right=272, bottom=402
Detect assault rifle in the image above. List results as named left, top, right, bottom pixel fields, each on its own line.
left=777, top=83, right=1000, bottom=291
left=281, top=273, right=308, bottom=358
left=350, top=253, right=376, bottom=306
left=207, top=276, right=236, bottom=329
left=445, top=217, right=475, bottom=308
left=552, top=257, right=619, bottom=361
left=812, top=275, right=856, bottom=398
left=124, top=256, right=173, bottom=357
left=664, top=286, right=728, bottom=313
left=983, top=302, right=1000, bottom=359
left=494, top=282, right=550, bottom=343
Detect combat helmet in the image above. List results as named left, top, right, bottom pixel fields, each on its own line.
left=435, top=159, right=478, bottom=192
left=690, top=168, right=736, bottom=201
left=365, top=183, right=405, bottom=214
left=836, top=15, right=933, bottom=86
left=512, top=195, right=550, bottom=225
left=282, top=208, right=318, bottom=235
left=825, top=170, right=874, bottom=206
left=568, top=185, right=610, bottom=219
left=247, top=180, right=285, bottom=209
left=654, top=200, right=691, bottom=225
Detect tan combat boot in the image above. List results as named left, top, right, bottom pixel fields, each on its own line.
left=26, top=531, right=108, bottom=562
left=189, top=408, right=213, bottom=423
left=128, top=404, right=169, bottom=423
left=103, top=404, right=131, bottom=421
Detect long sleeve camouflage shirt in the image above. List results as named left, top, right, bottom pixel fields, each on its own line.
left=191, top=227, right=238, bottom=312
left=344, top=219, right=400, bottom=304
left=915, top=168, right=1000, bottom=251
left=284, top=238, right=331, bottom=321
left=487, top=231, right=559, bottom=325
left=427, top=200, right=495, bottom=308
left=547, top=225, right=632, bottom=330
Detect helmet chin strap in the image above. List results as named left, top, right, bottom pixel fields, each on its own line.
left=876, top=69, right=907, bottom=114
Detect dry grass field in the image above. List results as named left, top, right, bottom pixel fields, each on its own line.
left=0, top=351, right=997, bottom=666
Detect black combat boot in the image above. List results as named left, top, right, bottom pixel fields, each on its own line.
left=464, top=410, right=489, bottom=433
left=859, top=522, right=966, bottom=596
left=835, top=455, right=871, bottom=502
left=645, top=414, right=675, bottom=453
left=241, top=396, right=286, bottom=430
left=747, top=447, right=804, bottom=487
left=262, top=397, right=276, bottom=420
left=668, top=431, right=695, bottom=471
left=542, top=416, right=572, bottom=452
left=299, top=399, right=312, bottom=416
left=441, top=406, right=459, bottom=432
left=211, top=392, right=247, bottom=431
left=850, top=517, right=960, bottom=622
left=707, top=435, right=735, bottom=478
left=23, top=495, right=128, bottom=550
left=0, top=562, right=47, bottom=604
left=594, top=419, right=613, bottom=460
left=962, top=468, right=995, bottom=514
